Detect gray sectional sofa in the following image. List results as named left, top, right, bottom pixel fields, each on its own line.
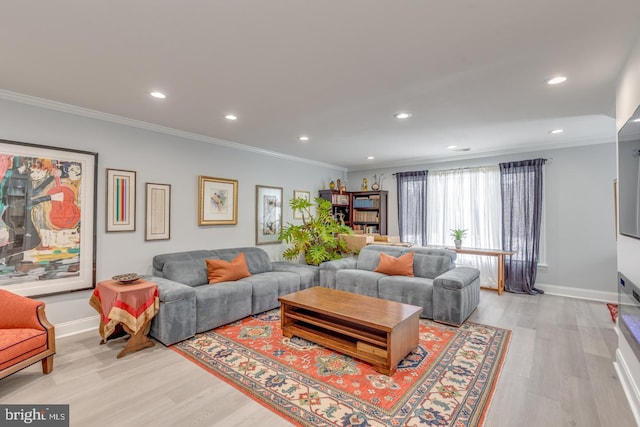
left=149, top=247, right=318, bottom=345
left=148, top=244, right=481, bottom=346
left=319, top=245, right=480, bottom=326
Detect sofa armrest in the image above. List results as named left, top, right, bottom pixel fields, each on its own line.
left=318, top=257, right=357, bottom=288
left=148, top=276, right=197, bottom=346
left=148, top=276, right=196, bottom=303
left=433, top=267, right=480, bottom=290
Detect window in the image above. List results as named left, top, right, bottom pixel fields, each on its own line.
left=426, top=166, right=502, bottom=286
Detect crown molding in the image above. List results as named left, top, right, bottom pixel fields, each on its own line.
left=347, top=136, right=615, bottom=172
left=0, top=89, right=347, bottom=172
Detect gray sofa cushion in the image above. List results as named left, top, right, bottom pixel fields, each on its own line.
left=413, top=253, right=453, bottom=279
left=213, top=247, right=274, bottom=274
left=318, top=257, right=357, bottom=289
left=378, top=276, right=434, bottom=318
left=194, top=281, right=253, bottom=332
left=335, top=269, right=386, bottom=297
left=356, top=245, right=405, bottom=271
left=272, top=262, right=319, bottom=289
left=153, top=250, right=215, bottom=286
left=238, top=274, right=281, bottom=314
left=433, top=267, right=480, bottom=290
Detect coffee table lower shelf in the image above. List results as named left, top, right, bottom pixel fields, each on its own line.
left=281, top=303, right=420, bottom=375
left=283, top=322, right=388, bottom=369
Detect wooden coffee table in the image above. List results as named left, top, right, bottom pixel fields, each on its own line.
left=278, top=287, right=422, bottom=375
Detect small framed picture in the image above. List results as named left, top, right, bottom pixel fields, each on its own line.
left=145, top=183, right=171, bottom=241
left=106, top=169, right=136, bottom=232
left=198, top=176, right=238, bottom=225
left=293, top=190, right=311, bottom=219
left=256, top=185, right=283, bottom=245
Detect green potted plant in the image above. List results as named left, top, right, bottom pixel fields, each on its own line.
left=279, top=197, right=353, bottom=266
left=450, top=228, right=468, bottom=249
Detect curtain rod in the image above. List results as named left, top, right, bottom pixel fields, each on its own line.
left=391, top=158, right=550, bottom=176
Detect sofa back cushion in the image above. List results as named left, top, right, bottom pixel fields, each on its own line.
left=153, top=247, right=273, bottom=287
left=413, top=254, right=453, bottom=279
left=211, top=247, right=273, bottom=275
left=153, top=250, right=215, bottom=287
left=356, top=245, right=405, bottom=271
left=408, top=247, right=456, bottom=279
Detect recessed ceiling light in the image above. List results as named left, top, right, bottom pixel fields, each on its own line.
left=394, top=112, right=412, bottom=119
left=547, top=76, right=567, bottom=85
left=299, top=136, right=310, bottom=142
left=447, top=145, right=458, bottom=150
left=367, top=156, right=375, bottom=160
left=550, top=129, right=564, bottom=134
left=225, top=114, right=238, bottom=121
left=150, top=91, right=166, bottom=99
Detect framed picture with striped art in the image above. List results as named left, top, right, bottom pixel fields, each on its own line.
left=106, top=168, right=136, bottom=232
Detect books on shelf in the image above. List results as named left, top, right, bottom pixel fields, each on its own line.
left=353, top=211, right=379, bottom=223
left=353, top=196, right=380, bottom=208
left=330, top=194, right=349, bottom=205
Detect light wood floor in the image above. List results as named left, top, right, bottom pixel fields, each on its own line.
left=0, top=290, right=636, bottom=427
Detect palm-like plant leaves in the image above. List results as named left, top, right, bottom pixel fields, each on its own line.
left=279, top=197, right=353, bottom=266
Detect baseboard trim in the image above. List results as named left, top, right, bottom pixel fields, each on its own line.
left=615, top=348, right=640, bottom=426
left=535, top=283, right=618, bottom=303
left=55, top=315, right=100, bottom=338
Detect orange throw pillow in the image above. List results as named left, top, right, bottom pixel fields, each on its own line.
left=374, top=252, right=415, bottom=276
left=206, top=253, right=251, bottom=284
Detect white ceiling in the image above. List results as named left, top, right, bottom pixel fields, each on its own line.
left=1, top=1, right=639, bottom=170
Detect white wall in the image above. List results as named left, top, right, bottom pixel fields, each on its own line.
left=0, top=97, right=346, bottom=333
left=615, top=31, right=640, bottom=424
left=348, top=142, right=619, bottom=298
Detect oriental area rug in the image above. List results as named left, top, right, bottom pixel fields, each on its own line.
left=172, top=309, right=511, bottom=427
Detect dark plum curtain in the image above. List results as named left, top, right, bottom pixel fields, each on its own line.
left=396, top=170, right=428, bottom=246
left=500, top=159, right=546, bottom=294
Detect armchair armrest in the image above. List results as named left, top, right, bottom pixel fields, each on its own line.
left=433, top=267, right=480, bottom=290
left=318, top=257, right=357, bottom=289
left=0, top=289, right=46, bottom=330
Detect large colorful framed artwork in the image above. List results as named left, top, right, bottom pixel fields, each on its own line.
left=106, top=169, right=136, bottom=232
left=198, top=176, right=238, bottom=225
left=0, top=139, right=97, bottom=297
left=256, top=185, right=283, bottom=245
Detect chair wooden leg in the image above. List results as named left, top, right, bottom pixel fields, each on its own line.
left=42, top=355, right=54, bottom=374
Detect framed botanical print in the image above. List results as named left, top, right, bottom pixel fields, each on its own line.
left=292, top=190, right=311, bottom=219
left=0, top=139, right=97, bottom=296
left=256, top=185, right=283, bottom=245
left=198, top=176, right=238, bottom=225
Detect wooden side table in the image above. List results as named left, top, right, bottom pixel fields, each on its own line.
left=89, top=279, right=159, bottom=358
left=447, top=247, right=516, bottom=295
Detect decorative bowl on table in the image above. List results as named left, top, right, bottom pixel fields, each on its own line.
left=112, top=273, right=140, bottom=284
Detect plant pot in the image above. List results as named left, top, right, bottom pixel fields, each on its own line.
left=454, top=239, right=462, bottom=249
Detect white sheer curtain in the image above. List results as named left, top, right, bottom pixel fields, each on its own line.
left=426, top=166, right=502, bottom=287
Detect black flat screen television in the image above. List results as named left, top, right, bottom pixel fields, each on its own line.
left=618, top=105, right=640, bottom=240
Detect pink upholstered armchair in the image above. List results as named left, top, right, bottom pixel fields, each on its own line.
left=0, top=289, right=56, bottom=379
